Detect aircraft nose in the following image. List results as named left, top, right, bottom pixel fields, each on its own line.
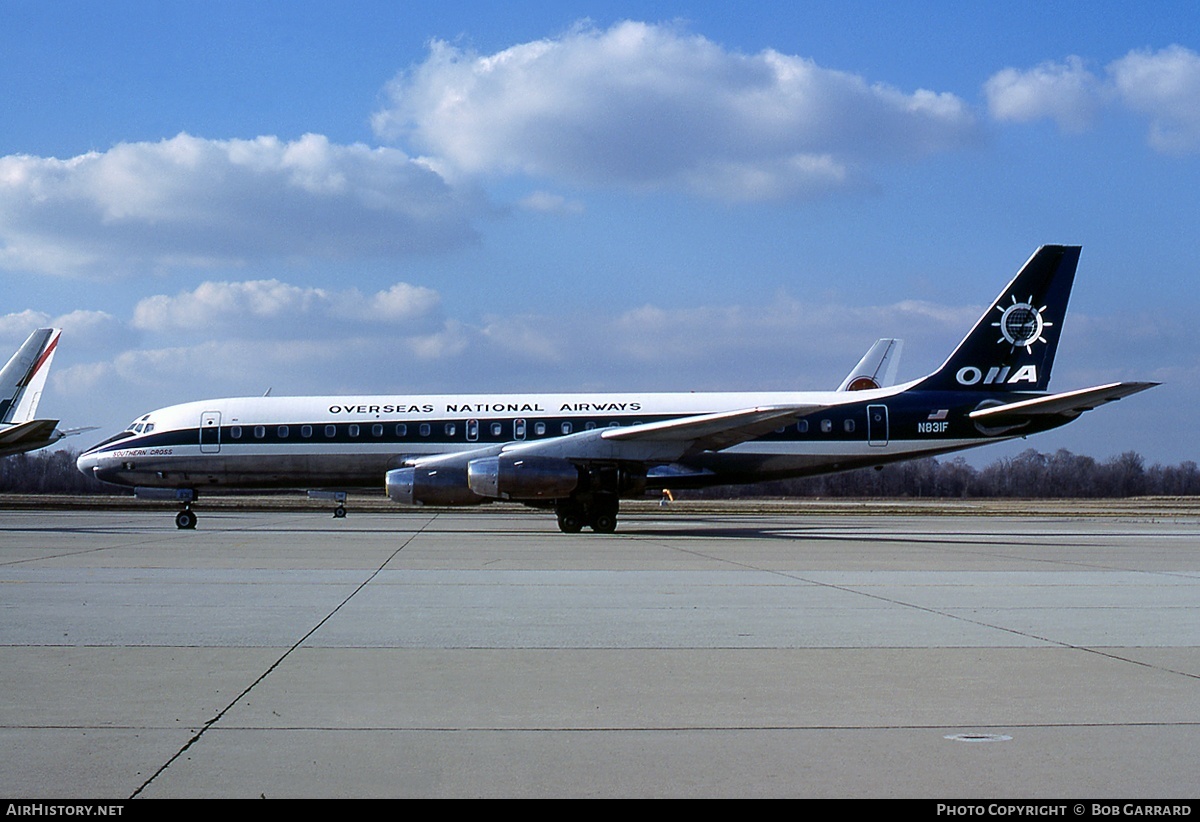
left=76, top=449, right=100, bottom=477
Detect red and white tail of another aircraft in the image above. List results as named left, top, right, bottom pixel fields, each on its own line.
left=0, top=329, right=75, bottom=458
left=837, top=338, right=903, bottom=392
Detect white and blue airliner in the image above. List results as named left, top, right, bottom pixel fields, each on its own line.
left=77, top=246, right=1155, bottom=532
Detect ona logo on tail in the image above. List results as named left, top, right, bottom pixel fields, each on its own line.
left=994, top=294, right=1052, bottom=354
left=955, top=289, right=1054, bottom=385
left=955, top=364, right=1039, bottom=385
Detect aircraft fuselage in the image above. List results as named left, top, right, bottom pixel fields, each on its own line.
left=77, top=384, right=1062, bottom=492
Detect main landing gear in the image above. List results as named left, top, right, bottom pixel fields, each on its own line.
left=555, top=494, right=619, bottom=534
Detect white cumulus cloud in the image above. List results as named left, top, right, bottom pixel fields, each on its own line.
left=984, top=56, right=1104, bottom=133
left=1109, top=45, right=1200, bottom=155
left=0, top=133, right=481, bottom=278
left=374, top=20, right=977, bottom=201
left=986, top=45, right=1200, bottom=154
left=132, top=278, right=443, bottom=334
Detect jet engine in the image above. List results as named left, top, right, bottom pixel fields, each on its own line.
left=385, top=466, right=488, bottom=506
left=466, top=455, right=581, bottom=500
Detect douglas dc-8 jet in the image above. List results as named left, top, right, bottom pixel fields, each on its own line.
left=78, top=246, right=1155, bottom=531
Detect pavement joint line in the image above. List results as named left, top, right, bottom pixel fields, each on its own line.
left=127, top=513, right=441, bottom=800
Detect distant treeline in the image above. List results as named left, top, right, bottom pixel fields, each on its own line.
left=1, top=446, right=1198, bottom=498
left=0, top=448, right=121, bottom=495
left=684, top=448, right=1200, bottom=499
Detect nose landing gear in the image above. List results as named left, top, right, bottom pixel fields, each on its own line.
left=174, top=506, right=197, bottom=530
left=135, top=487, right=199, bottom=529
left=308, top=490, right=348, bottom=518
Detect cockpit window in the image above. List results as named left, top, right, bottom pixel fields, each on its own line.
left=126, top=415, right=154, bottom=434
left=127, top=414, right=149, bottom=427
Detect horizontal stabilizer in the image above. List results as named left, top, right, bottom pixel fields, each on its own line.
left=968, top=382, right=1158, bottom=425
left=0, top=418, right=60, bottom=446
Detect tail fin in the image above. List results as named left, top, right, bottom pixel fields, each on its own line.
left=0, top=328, right=61, bottom=423
left=916, top=246, right=1079, bottom=392
left=837, top=338, right=903, bottom=391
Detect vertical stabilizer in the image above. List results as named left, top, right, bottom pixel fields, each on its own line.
left=916, top=246, right=1079, bottom=392
left=0, top=329, right=61, bottom=423
left=838, top=338, right=903, bottom=391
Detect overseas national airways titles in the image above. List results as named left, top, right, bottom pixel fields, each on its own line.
left=326, top=401, right=644, bottom=415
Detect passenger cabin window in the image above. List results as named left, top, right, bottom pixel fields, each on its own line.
left=444, top=423, right=456, bottom=437
left=561, top=422, right=572, bottom=435
left=325, top=425, right=336, bottom=438
left=797, top=420, right=809, bottom=434
left=491, top=422, right=503, bottom=437
left=419, top=423, right=430, bottom=437
left=349, top=424, right=360, bottom=437
left=515, top=419, right=526, bottom=440
left=396, top=424, right=408, bottom=437
left=278, top=425, right=289, bottom=438
left=821, top=419, right=832, bottom=433
left=372, top=424, right=383, bottom=437
left=301, top=425, right=312, bottom=438
left=844, top=420, right=855, bottom=433
left=230, top=426, right=242, bottom=439
left=254, top=426, right=265, bottom=439
left=534, top=422, right=546, bottom=436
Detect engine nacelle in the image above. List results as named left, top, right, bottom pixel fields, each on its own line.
left=466, top=455, right=580, bottom=500
left=385, top=466, right=488, bottom=506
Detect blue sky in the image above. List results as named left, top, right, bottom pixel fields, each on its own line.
left=2, top=0, right=1197, bottom=467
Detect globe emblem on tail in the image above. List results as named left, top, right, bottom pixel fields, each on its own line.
left=993, top=294, right=1051, bottom=354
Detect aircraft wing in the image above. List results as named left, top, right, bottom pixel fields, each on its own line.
left=600, top=404, right=823, bottom=452
left=403, top=404, right=828, bottom=471
left=968, top=382, right=1158, bottom=426
left=0, top=418, right=60, bottom=445
left=491, top=403, right=828, bottom=464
